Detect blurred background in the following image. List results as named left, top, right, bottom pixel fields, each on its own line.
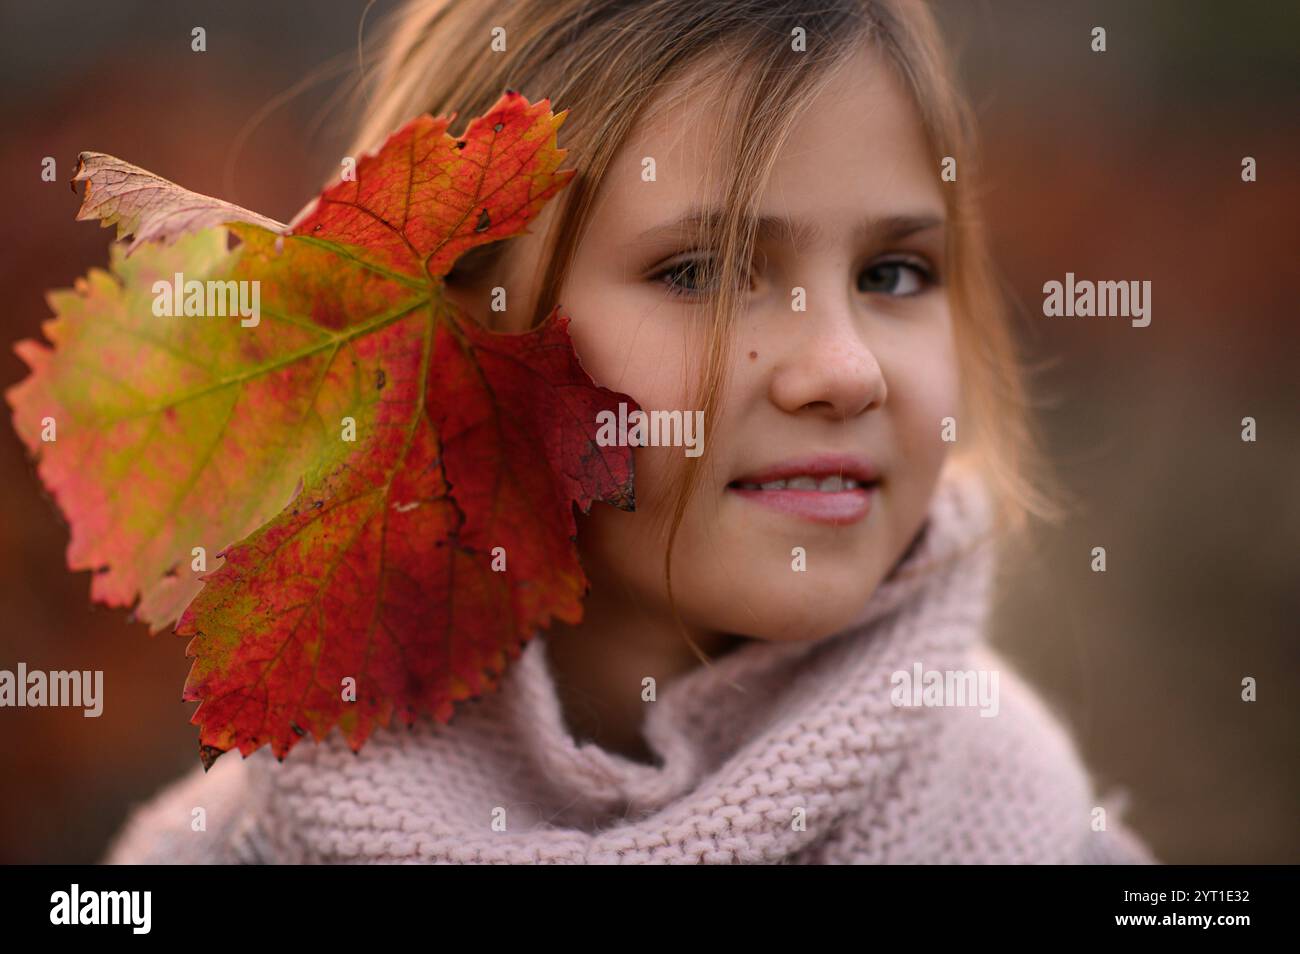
left=0, top=0, right=1295, bottom=863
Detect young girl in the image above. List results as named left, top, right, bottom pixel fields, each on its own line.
left=104, top=0, right=1155, bottom=864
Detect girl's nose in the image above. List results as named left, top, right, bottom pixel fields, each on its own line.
left=768, top=301, right=887, bottom=420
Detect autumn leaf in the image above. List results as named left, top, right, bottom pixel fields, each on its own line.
left=7, top=90, right=637, bottom=765
left=69, top=151, right=285, bottom=253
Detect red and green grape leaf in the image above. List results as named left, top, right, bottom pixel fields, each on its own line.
left=7, top=90, right=637, bottom=765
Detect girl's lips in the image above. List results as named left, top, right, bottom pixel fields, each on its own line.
left=726, top=484, right=877, bottom=525
left=729, top=453, right=880, bottom=487
left=726, top=452, right=881, bottom=525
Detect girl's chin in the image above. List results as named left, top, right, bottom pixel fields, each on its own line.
left=714, top=598, right=875, bottom=643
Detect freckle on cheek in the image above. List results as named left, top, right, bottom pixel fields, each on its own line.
left=748, top=351, right=758, bottom=360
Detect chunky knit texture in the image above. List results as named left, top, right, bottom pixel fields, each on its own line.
left=102, top=462, right=1156, bottom=864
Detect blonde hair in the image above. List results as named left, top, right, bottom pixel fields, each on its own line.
left=350, top=0, right=1067, bottom=629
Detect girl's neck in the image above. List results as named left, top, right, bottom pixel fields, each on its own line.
left=542, top=587, right=745, bottom=765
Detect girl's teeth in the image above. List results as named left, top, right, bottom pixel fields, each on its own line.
left=737, top=476, right=870, bottom=492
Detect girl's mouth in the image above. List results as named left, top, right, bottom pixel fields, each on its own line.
left=725, top=453, right=882, bottom=526
left=726, top=477, right=878, bottom=525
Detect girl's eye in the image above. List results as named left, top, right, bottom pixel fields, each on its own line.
left=655, top=257, right=726, bottom=298
left=857, top=258, right=934, bottom=296
left=653, top=254, right=935, bottom=299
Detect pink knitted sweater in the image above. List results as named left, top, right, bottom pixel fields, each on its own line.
left=102, top=464, right=1156, bottom=864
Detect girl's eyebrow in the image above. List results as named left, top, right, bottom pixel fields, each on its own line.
left=631, top=206, right=945, bottom=247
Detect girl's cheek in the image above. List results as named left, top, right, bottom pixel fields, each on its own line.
left=563, top=287, right=695, bottom=408
left=892, top=318, right=960, bottom=447
left=562, top=291, right=706, bottom=520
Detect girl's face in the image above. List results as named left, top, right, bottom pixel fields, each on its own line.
left=449, top=47, right=959, bottom=644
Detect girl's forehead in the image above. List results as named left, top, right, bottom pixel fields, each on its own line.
left=627, top=44, right=905, bottom=150
left=599, top=48, right=941, bottom=240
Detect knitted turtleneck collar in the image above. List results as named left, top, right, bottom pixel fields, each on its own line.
left=103, top=459, right=1157, bottom=863
left=498, top=461, right=996, bottom=832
